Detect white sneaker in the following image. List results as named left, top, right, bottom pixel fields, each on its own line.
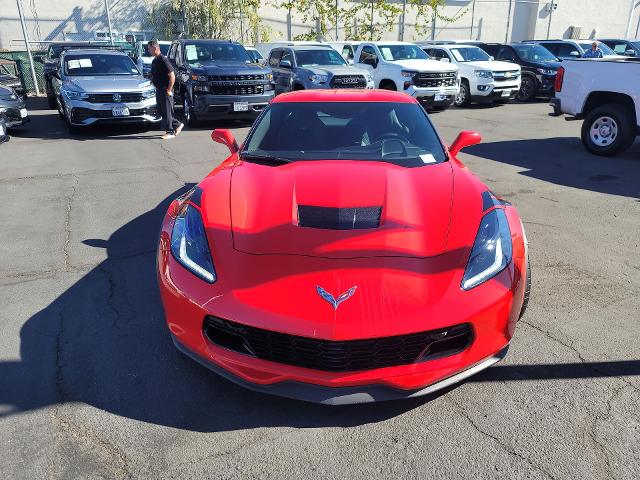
left=161, top=133, right=175, bottom=140
left=175, top=122, right=184, bottom=136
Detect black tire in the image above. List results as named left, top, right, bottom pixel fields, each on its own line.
left=519, top=255, right=531, bottom=320
left=581, top=104, right=636, bottom=156
left=293, top=84, right=305, bottom=91
left=455, top=80, right=470, bottom=107
left=379, top=80, right=396, bottom=91
left=183, top=94, right=199, bottom=128
left=47, top=95, right=57, bottom=109
left=516, top=75, right=536, bottom=102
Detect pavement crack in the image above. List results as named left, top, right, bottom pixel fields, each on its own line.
left=63, top=175, right=79, bottom=271
left=448, top=397, right=559, bottom=480
left=98, top=263, right=135, bottom=328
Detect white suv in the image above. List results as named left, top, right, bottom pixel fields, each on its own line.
left=421, top=43, right=521, bottom=107
left=354, top=42, right=459, bottom=111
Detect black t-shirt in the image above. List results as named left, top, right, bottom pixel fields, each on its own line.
left=150, top=54, right=174, bottom=89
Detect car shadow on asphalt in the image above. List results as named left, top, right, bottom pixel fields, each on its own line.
left=465, top=137, right=640, bottom=200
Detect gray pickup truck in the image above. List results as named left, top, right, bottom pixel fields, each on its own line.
left=268, top=45, right=374, bottom=94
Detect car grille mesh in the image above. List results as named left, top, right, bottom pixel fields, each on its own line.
left=71, top=106, right=158, bottom=122
left=204, top=317, right=474, bottom=372
left=86, top=93, right=144, bottom=103
left=208, top=84, right=265, bottom=96
left=414, top=72, right=457, bottom=88
left=208, top=74, right=266, bottom=81
left=330, top=75, right=367, bottom=89
left=297, top=205, right=382, bottom=230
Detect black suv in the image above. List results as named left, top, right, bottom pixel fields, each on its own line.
left=167, top=39, right=274, bottom=126
left=481, top=43, right=561, bottom=101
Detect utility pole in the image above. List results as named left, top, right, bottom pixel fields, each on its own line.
left=335, top=0, right=339, bottom=41
left=505, top=0, right=512, bottom=43
left=625, top=0, right=635, bottom=38
left=400, top=0, right=407, bottom=41
left=104, top=0, right=114, bottom=45
left=370, top=1, right=374, bottom=41
left=470, top=0, right=476, bottom=40
left=546, top=1, right=557, bottom=40
left=15, top=0, right=40, bottom=95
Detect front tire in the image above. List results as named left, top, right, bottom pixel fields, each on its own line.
left=183, top=94, right=199, bottom=127
left=581, top=104, right=636, bottom=156
left=379, top=80, right=396, bottom=91
left=516, top=76, right=536, bottom=102
left=455, top=80, right=470, bottom=107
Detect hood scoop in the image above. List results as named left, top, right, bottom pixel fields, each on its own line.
left=297, top=205, right=382, bottom=230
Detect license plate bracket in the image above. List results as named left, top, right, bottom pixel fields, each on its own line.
left=112, top=106, right=130, bottom=117
left=19, top=108, right=28, bottom=118
left=434, top=93, right=448, bottom=102
left=233, top=102, right=249, bottom=112
left=501, top=90, right=511, bottom=97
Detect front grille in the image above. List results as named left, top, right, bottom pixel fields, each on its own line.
left=71, top=106, right=158, bottom=122
left=4, top=108, right=23, bottom=121
left=204, top=317, right=474, bottom=372
left=297, top=205, right=382, bottom=230
left=86, top=93, right=144, bottom=103
left=208, top=84, right=264, bottom=96
left=331, top=75, right=367, bottom=89
left=414, top=72, right=457, bottom=88
left=493, top=71, right=520, bottom=81
left=208, top=74, right=265, bottom=81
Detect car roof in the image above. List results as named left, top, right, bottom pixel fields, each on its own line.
left=428, top=44, right=481, bottom=49
left=272, top=89, right=416, bottom=104
left=287, top=45, right=335, bottom=51
left=179, top=39, right=241, bottom=45
left=62, top=48, right=128, bottom=56
left=368, top=41, right=415, bottom=45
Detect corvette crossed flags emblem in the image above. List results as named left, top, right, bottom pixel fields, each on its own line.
left=316, top=286, right=357, bottom=310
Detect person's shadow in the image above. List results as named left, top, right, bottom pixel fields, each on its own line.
left=0, top=185, right=434, bottom=432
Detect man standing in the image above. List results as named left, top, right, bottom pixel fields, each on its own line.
left=582, top=41, right=604, bottom=59
left=148, top=40, right=183, bottom=139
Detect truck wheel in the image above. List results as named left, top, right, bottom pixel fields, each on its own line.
left=581, top=104, right=636, bottom=156
left=379, top=80, right=396, bottom=91
left=455, top=80, right=470, bottom=107
left=516, top=76, right=536, bottom=102
left=183, top=95, right=199, bottom=127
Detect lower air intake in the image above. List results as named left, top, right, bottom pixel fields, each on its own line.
left=297, top=205, right=382, bottom=230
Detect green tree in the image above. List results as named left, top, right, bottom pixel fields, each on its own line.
left=408, top=0, right=467, bottom=40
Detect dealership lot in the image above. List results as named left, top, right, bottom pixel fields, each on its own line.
left=1, top=99, right=639, bottom=479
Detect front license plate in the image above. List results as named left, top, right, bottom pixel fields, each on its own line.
left=20, top=108, right=28, bottom=118
left=112, top=106, right=130, bottom=117
left=434, top=93, right=448, bottom=102
left=501, top=90, right=511, bottom=97
left=233, top=102, right=249, bottom=112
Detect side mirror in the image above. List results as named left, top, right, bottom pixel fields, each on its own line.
left=449, top=131, right=482, bottom=157
left=211, top=129, right=239, bottom=154
left=363, top=57, right=378, bottom=67
left=625, top=49, right=636, bottom=56
left=347, top=59, right=354, bottom=65
left=279, top=60, right=292, bottom=69
left=440, top=57, right=450, bottom=63
left=570, top=51, right=580, bottom=57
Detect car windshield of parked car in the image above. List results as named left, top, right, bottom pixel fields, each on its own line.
left=513, top=44, right=558, bottom=62
left=142, top=43, right=170, bottom=58
left=631, top=41, right=640, bottom=50
left=449, top=47, right=491, bottom=62
left=244, top=102, right=446, bottom=167
left=64, top=54, right=139, bottom=76
left=578, top=42, right=616, bottom=55
left=184, top=43, right=252, bottom=64
left=295, top=49, right=347, bottom=66
left=247, top=49, right=263, bottom=62
left=378, top=45, right=430, bottom=61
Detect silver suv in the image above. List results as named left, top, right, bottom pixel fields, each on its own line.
left=52, top=49, right=160, bottom=133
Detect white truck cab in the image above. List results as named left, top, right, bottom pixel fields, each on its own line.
left=354, top=41, right=459, bottom=110
left=421, top=43, right=521, bottom=106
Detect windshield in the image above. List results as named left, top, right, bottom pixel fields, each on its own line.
left=295, top=49, right=347, bottom=66
left=184, top=42, right=252, bottom=64
left=378, top=45, right=429, bottom=61
left=632, top=41, right=640, bottom=50
left=244, top=102, right=446, bottom=167
left=142, top=43, right=170, bottom=57
left=513, top=44, right=558, bottom=62
left=578, top=42, right=616, bottom=55
left=246, top=49, right=263, bottom=62
left=450, top=47, right=491, bottom=62
left=64, top=54, right=139, bottom=76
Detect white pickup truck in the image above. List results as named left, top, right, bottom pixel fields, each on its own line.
left=550, top=59, right=640, bottom=156
left=354, top=41, right=459, bottom=111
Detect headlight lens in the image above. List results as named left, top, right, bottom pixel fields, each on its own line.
left=0, top=93, right=17, bottom=101
left=62, top=89, right=88, bottom=100
left=191, top=74, right=208, bottom=82
left=461, top=209, right=512, bottom=290
left=537, top=68, right=556, bottom=75
left=141, top=87, right=156, bottom=99
left=475, top=70, right=493, bottom=79
left=266, top=73, right=273, bottom=81
left=170, top=204, right=216, bottom=283
left=0, top=107, right=6, bottom=113
left=309, top=74, right=328, bottom=84
left=401, top=70, right=417, bottom=78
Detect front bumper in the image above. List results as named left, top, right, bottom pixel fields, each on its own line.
left=406, top=84, right=459, bottom=103
left=2, top=105, right=29, bottom=128
left=192, top=91, right=275, bottom=119
left=65, top=97, right=161, bottom=126
left=535, top=74, right=556, bottom=96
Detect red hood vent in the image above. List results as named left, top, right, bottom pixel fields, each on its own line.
left=297, top=205, right=382, bottom=230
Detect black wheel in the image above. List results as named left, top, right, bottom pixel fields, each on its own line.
left=516, top=75, right=536, bottom=102
left=293, top=84, right=305, bottom=91
left=519, top=255, right=531, bottom=320
left=455, top=80, right=470, bottom=107
left=183, top=94, right=199, bottom=127
left=47, top=95, right=57, bottom=109
left=57, top=97, right=65, bottom=120
left=379, top=80, right=396, bottom=91
left=581, top=104, right=636, bottom=156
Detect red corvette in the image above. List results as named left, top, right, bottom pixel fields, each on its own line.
left=157, top=90, right=530, bottom=404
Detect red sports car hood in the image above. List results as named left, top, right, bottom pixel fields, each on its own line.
left=230, top=160, right=453, bottom=258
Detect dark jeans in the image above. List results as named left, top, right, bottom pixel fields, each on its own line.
left=156, top=89, right=181, bottom=134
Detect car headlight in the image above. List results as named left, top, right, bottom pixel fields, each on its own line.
left=141, top=87, right=156, bottom=99
left=191, top=74, right=208, bottom=82
left=461, top=208, right=512, bottom=290
left=61, top=89, right=88, bottom=100
left=266, top=73, right=273, bottom=81
left=537, top=68, right=556, bottom=75
left=170, top=204, right=216, bottom=283
left=0, top=107, right=6, bottom=113
left=475, top=70, right=493, bottom=79
left=309, top=74, right=328, bottom=84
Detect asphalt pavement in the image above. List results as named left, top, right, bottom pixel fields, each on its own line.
left=1, top=98, right=639, bottom=479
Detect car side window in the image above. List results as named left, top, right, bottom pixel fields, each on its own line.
left=168, top=43, right=176, bottom=61
left=608, top=42, right=628, bottom=54
left=342, top=45, right=354, bottom=61
left=540, top=43, right=559, bottom=56
left=482, top=45, right=498, bottom=57
left=435, top=49, right=450, bottom=60
left=497, top=46, right=516, bottom=61
left=269, top=49, right=282, bottom=67
left=279, top=49, right=293, bottom=66
left=359, top=45, right=377, bottom=64
left=556, top=43, right=580, bottom=57
left=175, top=45, right=183, bottom=67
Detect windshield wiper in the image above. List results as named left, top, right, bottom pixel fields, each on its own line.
left=240, top=152, right=293, bottom=165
